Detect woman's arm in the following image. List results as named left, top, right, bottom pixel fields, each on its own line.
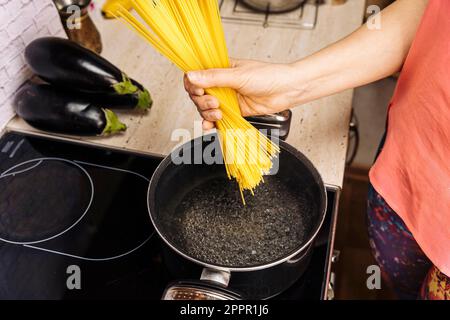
left=184, top=0, right=429, bottom=129
left=291, top=0, right=429, bottom=104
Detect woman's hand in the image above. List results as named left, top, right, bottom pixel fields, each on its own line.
left=184, top=59, right=302, bottom=130
left=184, top=0, right=429, bottom=130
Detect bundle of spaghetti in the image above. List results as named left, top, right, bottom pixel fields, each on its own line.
left=114, top=0, right=279, bottom=202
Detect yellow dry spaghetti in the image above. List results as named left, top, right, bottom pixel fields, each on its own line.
left=114, top=0, right=279, bottom=202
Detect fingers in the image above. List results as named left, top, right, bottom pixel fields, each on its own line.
left=202, top=109, right=222, bottom=122
left=187, top=91, right=222, bottom=125
left=184, top=74, right=204, bottom=96
left=183, top=61, right=242, bottom=130
left=190, top=93, right=221, bottom=121
left=184, top=58, right=245, bottom=93
left=190, top=94, right=221, bottom=122
left=189, top=94, right=219, bottom=111
left=186, top=67, right=239, bottom=89
left=199, top=108, right=222, bottom=122
left=184, top=74, right=222, bottom=128
left=202, top=120, right=215, bottom=131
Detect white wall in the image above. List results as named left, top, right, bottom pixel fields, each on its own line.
left=0, top=0, right=66, bottom=130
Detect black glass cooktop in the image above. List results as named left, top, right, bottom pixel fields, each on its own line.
left=0, top=131, right=336, bottom=300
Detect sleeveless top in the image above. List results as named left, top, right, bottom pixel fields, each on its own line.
left=370, top=0, right=450, bottom=276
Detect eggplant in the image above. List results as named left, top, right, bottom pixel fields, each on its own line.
left=24, top=37, right=152, bottom=110
left=14, top=83, right=127, bottom=136
left=79, top=91, right=143, bottom=110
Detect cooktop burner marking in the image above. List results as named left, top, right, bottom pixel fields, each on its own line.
left=68, top=160, right=155, bottom=260
left=1, top=141, right=14, bottom=154
left=9, top=139, right=24, bottom=158
left=23, top=233, right=154, bottom=261
left=0, top=160, right=43, bottom=179
left=73, top=160, right=150, bottom=182
left=0, top=157, right=94, bottom=245
left=0, top=158, right=154, bottom=261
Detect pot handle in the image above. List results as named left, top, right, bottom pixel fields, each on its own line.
left=200, top=268, right=231, bottom=287
left=162, top=268, right=242, bottom=300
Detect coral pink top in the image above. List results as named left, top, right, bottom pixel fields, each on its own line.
left=370, top=0, right=450, bottom=276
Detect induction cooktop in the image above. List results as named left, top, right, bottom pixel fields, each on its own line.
left=0, top=131, right=338, bottom=300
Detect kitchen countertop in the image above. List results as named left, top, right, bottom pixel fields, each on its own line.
left=7, top=0, right=365, bottom=188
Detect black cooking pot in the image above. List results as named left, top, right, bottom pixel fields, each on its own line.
left=147, top=134, right=326, bottom=300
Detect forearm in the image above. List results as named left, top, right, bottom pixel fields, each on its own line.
left=290, top=0, right=429, bottom=105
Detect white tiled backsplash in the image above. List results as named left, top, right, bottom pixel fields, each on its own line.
left=0, top=0, right=66, bottom=130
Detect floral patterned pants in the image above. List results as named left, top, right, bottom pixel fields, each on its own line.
left=367, top=184, right=450, bottom=300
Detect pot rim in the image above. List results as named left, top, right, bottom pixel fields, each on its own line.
left=147, top=134, right=327, bottom=272
left=240, top=0, right=306, bottom=13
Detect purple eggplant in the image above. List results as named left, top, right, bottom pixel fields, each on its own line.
left=24, top=37, right=152, bottom=110
left=14, top=83, right=127, bottom=136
